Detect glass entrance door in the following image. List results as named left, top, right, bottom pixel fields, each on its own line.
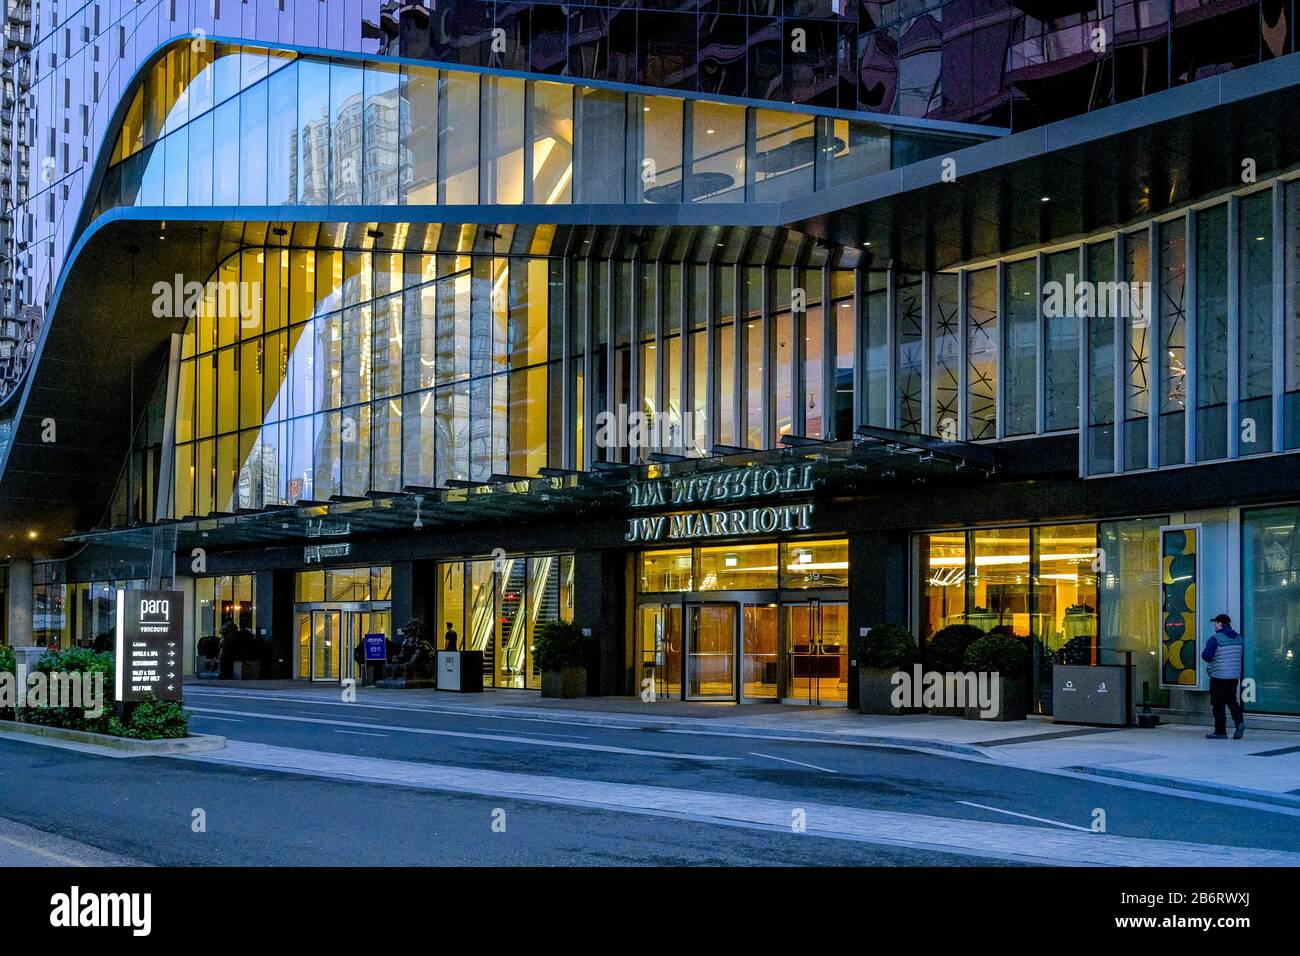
left=785, top=601, right=849, bottom=705
left=310, top=609, right=342, bottom=681
left=687, top=603, right=737, bottom=699
left=742, top=603, right=779, bottom=699
left=639, top=603, right=683, bottom=700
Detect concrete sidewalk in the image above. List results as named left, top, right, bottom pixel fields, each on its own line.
left=185, top=681, right=1300, bottom=807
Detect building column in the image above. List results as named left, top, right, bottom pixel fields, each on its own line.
left=7, top=556, right=33, bottom=647
left=572, top=549, right=630, bottom=696
left=254, top=568, right=296, bottom=679
left=846, top=531, right=911, bottom=706
left=390, top=560, right=435, bottom=638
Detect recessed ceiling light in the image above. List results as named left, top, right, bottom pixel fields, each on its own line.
left=1040, top=196, right=1050, bottom=202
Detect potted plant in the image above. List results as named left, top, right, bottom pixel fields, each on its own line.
left=196, top=634, right=221, bottom=678
left=533, top=620, right=592, bottom=699
left=925, top=624, right=985, bottom=715
left=851, top=624, right=920, bottom=715
left=961, top=633, right=1030, bottom=721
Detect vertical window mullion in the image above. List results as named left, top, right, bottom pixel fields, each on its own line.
left=885, top=268, right=897, bottom=430
left=1111, top=234, right=1124, bottom=472
left=705, top=261, right=718, bottom=451
left=522, top=81, right=535, bottom=205
left=1227, top=195, right=1241, bottom=458
left=957, top=269, right=969, bottom=441
left=1076, top=246, right=1088, bottom=474
left=793, top=266, right=806, bottom=437
left=1147, top=220, right=1159, bottom=469
left=1185, top=210, right=1199, bottom=465
left=853, top=265, right=866, bottom=433
left=559, top=258, right=573, bottom=470
left=920, top=270, right=932, bottom=436
left=1273, top=180, right=1286, bottom=454
left=821, top=265, right=835, bottom=440
left=763, top=264, right=775, bottom=447
left=994, top=261, right=1005, bottom=440
left=1034, top=251, right=1045, bottom=435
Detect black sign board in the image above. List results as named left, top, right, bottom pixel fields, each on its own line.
left=115, top=590, right=184, bottom=703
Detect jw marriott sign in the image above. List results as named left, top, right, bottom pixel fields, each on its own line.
left=624, top=463, right=815, bottom=543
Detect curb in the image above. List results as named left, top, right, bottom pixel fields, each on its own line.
left=1066, top=765, right=1300, bottom=809
left=0, top=721, right=226, bottom=756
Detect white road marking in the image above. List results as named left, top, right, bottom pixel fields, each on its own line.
left=181, top=740, right=1300, bottom=867
left=957, top=800, right=1092, bottom=832
left=749, top=752, right=838, bottom=774
left=186, top=689, right=603, bottom=729
left=187, top=715, right=243, bottom=724
left=334, top=730, right=390, bottom=738
left=186, top=706, right=732, bottom=762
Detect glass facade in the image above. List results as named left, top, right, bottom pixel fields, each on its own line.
left=91, top=41, right=978, bottom=222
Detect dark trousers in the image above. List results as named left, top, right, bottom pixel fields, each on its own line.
left=1209, top=677, right=1244, bottom=735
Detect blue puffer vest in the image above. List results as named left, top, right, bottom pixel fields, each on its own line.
left=1203, top=627, right=1245, bottom=680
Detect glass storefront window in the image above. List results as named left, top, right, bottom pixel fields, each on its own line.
left=698, top=543, right=779, bottom=590
left=969, top=528, right=1031, bottom=636
left=1242, top=507, right=1300, bottom=715
left=641, top=549, right=694, bottom=592
left=1033, top=524, right=1098, bottom=663
left=1098, top=517, right=1165, bottom=707
left=435, top=553, right=575, bottom=689
left=782, top=539, right=848, bottom=589
left=920, top=531, right=966, bottom=641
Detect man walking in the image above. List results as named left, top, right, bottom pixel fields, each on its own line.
left=1202, top=612, right=1245, bottom=740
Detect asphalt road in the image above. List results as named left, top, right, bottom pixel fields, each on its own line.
left=0, top=687, right=1294, bottom=866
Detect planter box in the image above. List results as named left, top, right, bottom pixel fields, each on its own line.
left=858, top=666, right=906, bottom=715
left=541, top=666, right=587, bottom=699
left=233, top=660, right=261, bottom=681
left=963, top=675, right=1029, bottom=721
left=0, top=719, right=226, bottom=756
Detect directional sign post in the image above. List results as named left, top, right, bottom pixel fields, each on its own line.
left=115, top=590, right=185, bottom=714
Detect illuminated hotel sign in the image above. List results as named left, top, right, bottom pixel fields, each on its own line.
left=625, top=463, right=816, bottom=543
left=629, top=463, right=814, bottom=509
left=625, top=502, right=813, bottom=543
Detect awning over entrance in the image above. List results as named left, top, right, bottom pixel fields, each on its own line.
left=63, top=428, right=1001, bottom=556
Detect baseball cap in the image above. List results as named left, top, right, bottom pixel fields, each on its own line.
left=1211, top=613, right=1232, bottom=625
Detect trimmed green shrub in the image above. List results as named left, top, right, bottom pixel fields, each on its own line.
left=850, top=624, right=919, bottom=668
left=108, top=694, right=188, bottom=740
left=532, top=620, right=591, bottom=672
left=963, top=633, right=1030, bottom=675
left=926, top=624, right=986, bottom=672
left=23, top=646, right=115, bottom=733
